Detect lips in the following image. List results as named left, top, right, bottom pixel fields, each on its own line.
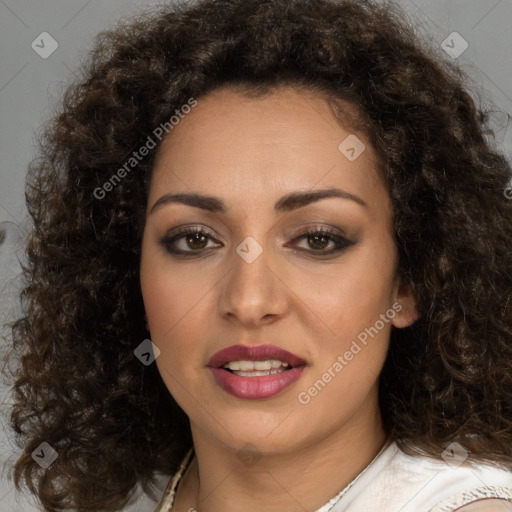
left=207, top=344, right=307, bottom=399
left=208, top=344, right=306, bottom=369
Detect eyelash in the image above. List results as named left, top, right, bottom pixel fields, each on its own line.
left=160, top=225, right=355, bottom=257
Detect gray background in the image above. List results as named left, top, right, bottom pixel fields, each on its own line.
left=0, top=0, right=511, bottom=510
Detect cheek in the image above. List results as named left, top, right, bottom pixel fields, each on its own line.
left=142, top=277, right=203, bottom=338
left=140, top=233, right=215, bottom=342
left=288, top=238, right=397, bottom=336
left=140, top=253, right=207, bottom=408
left=141, top=280, right=209, bottom=386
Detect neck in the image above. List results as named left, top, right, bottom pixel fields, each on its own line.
left=174, top=400, right=388, bottom=512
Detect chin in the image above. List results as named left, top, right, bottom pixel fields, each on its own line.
left=200, top=412, right=311, bottom=454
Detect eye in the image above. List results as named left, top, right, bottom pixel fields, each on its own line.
left=290, top=227, right=355, bottom=255
left=160, top=226, right=222, bottom=256
left=160, top=225, right=355, bottom=258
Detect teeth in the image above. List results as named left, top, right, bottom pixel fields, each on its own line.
left=232, top=368, right=286, bottom=377
left=223, top=359, right=290, bottom=371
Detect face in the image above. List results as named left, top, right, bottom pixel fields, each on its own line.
left=140, top=85, right=417, bottom=455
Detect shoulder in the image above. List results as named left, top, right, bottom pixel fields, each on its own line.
left=336, top=442, right=512, bottom=512
left=457, top=500, right=512, bottom=511
left=394, top=446, right=512, bottom=512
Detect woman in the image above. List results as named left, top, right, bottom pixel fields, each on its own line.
left=6, top=0, right=512, bottom=511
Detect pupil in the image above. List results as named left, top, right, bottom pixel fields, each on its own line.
left=188, top=233, right=207, bottom=249
left=309, top=234, right=328, bottom=250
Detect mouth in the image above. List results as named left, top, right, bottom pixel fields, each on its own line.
left=208, top=344, right=306, bottom=371
left=207, top=344, right=307, bottom=399
left=222, top=359, right=293, bottom=377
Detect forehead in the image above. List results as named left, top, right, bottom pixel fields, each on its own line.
left=149, top=85, right=387, bottom=216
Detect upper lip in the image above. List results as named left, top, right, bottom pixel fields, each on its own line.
left=208, top=344, right=307, bottom=368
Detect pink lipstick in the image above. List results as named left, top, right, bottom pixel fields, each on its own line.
left=208, top=344, right=306, bottom=399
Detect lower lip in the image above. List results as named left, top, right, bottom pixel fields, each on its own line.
left=209, top=366, right=306, bottom=399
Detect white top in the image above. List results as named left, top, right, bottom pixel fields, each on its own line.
left=330, top=442, right=512, bottom=512
left=154, top=442, right=512, bottom=512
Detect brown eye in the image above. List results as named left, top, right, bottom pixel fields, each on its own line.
left=307, top=233, right=331, bottom=251
left=160, top=227, right=222, bottom=256
left=185, top=232, right=208, bottom=250
left=291, top=228, right=355, bottom=255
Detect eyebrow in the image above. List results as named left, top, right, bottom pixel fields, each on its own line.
left=149, top=188, right=367, bottom=215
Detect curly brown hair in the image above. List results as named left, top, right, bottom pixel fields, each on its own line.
left=4, top=0, right=512, bottom=510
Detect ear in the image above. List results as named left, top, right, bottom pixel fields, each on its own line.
left=390, top=277, right=419, bottom=329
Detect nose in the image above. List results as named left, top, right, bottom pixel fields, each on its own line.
left=217, top=238, right=289, bottom=328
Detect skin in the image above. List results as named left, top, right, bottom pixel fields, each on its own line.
left=457, top=501, right=512, bottom=511
left=140, top=85, right=418, bottom=512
